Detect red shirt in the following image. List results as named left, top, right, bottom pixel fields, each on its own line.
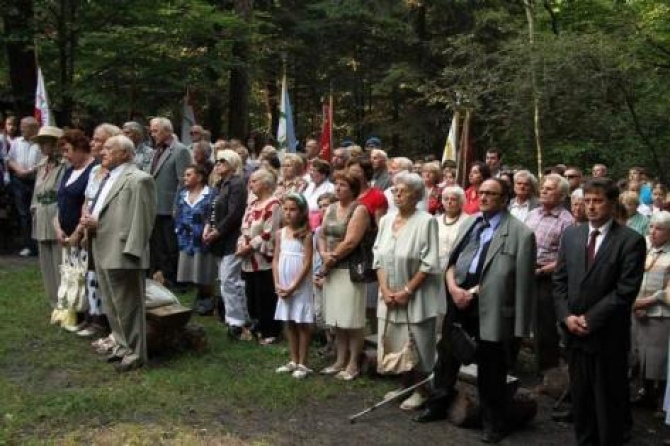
left=358, top=187, right=388, bottom=220
left=463, top=185, right=480, bottom=215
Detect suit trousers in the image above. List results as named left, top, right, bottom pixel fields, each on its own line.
left=242, top=269, right=280, bottom=338
left=432, top=300, right=510, bottom=432
left=534, top=273, right=561, bottom=372
left=150, top=215, right=179, bottom=284
left=96, top=268, right=147, bottom=363
left=567, top=347, right=628, bottom=446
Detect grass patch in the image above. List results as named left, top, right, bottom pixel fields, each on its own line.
left=0, top=264, right=387, bottom=444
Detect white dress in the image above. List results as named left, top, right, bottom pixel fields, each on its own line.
left=274, top=228, right=315, bottom=323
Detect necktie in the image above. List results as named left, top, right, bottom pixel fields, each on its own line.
left=587, top=229, right=600, bottom=268
left=151, top=144, right=166, bottom=173
left=454, top=218, right=489, bottom=282
left=89, top=172, right=110, bottom=213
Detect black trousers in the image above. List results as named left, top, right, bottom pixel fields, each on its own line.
left=431, top=292, right=510, bottom=432
left=150, top=215, right=179, bottom=284
left=10, top=177, right=36, bottom=252
left=534, top=274, right=561, bottom=372
left=567, top=347, right=628, bottom=446
left=242, top=270, right=280, bottom=338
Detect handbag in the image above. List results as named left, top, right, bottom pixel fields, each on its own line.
left=377, top=309, right=419, bottom=375
left=348, top=242, right=376, bottom=283
left=449, top=322, right=477, bottom=365
left=57, top=247, right=89, bottom=313
left=348, top=221, right=377, bottom=283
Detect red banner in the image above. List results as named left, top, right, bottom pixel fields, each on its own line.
left=319, top=99, right=332, bottom=162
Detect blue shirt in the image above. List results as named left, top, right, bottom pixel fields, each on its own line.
left=469, top=212, right=503, bottom=274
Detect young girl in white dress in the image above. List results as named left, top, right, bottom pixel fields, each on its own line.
left=273, top=193, right=314, bottom=379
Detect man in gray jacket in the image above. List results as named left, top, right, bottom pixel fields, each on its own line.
left=148, top=117, right=191, bottom=288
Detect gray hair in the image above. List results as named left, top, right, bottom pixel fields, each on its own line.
left=334, top=147, right=350, bottom=160
left=543, top=173, right=570, bottom=200
left=442, top=185, right=465, bottom=205
left=650, top=211, right=670, bottom=230
left=371, top=149, right=388, bottom=160
left=620, top=191, right=640, bottom=207
left=571, top=188, right=584, bottom=201
left=252, top=167, right=277, bottom=191
left=513, top=169, right=538, bottom=193
left=107, top=134, right=135, bottom=157
left=193, top=140, right=212, bottom=159
left=122, top=121, right=143, bottom=137
left=150, top=117, right=174, bottom=133
left=392, top=157, right=413, bottom=172
left=95, top=123, right=122, bottom=140
left=394, top=171, right=425, bottom=200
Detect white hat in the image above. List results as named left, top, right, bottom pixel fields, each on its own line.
left=32, top=126, right=63, bottom=144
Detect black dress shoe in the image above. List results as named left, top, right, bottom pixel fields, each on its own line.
left=413, top=407, right=447, bottom=423
left=227, top=325, right=243, bottom=340
left=551, top=408, right=573, bottom=423
left=481, top=429, right=507, bottom=444
left=103, top=354, right=123, bottom=363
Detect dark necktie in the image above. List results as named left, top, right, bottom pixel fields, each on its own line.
left=89, top=172, right=111, bottom=213
left=455, top=218, right=489, bottom=283
left=151, top=144, right=167, bottom=173
left=587, top=229, right=600, bottom=268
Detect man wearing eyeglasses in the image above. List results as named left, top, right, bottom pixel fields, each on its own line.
left=416, top=178, right=536, bottom=444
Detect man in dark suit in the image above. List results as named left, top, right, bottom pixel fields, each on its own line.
left=415, top=178, right=536, bottom=444
left=81, top=135, right=156, bottom=372
left=554, top=177, right=645, bottom=446
left=148, top=117, right=191, bottom=288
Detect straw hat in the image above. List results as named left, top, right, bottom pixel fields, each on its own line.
left=32, top=126, right=63, bottom=144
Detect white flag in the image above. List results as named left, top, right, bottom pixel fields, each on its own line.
left=34, top=67, right=54, bottom=126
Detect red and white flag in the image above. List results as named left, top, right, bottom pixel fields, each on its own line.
left=34, top=67, right=53, bottom=126
left=319, top=96, right=333, bottom=162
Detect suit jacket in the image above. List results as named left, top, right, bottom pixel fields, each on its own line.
left=449, top=211, right=537, bottom=342
left=554, top=221, right=645, bottom=354
left=151, top=139, right=191, bottom=215
left=92, top=164, right=157, bottom=270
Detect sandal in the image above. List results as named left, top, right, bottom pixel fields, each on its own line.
left=335, top=370, right=360, bottom=381
left=320, top=365, right=343, bottom=375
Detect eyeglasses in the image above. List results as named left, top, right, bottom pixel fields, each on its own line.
left=565, top=175, right=579, bottom=179
left=477, top=190, right=501, bottom=197
left=214, top=159, right=226, bottom=165
left=190, top=131, right=200, bottom=136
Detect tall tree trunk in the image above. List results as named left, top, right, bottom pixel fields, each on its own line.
left=524, top=0, right=543, bottom=177
left=56, top=0, right=77, bottom=125
left=3, top=2, right=37, bottom=117
left=227, top=0, right=253, bottom=139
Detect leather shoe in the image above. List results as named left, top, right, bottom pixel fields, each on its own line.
left=551, top=407, right=573, bottom=423
left=104, top=354, right=123, bottom=363
left=114, top=359, right=143, bottom=373
left=413, top=407, right=447, bottom=423
left=481, top=429, right=507, bottom=444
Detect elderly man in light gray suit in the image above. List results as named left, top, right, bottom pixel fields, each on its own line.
left=416, top=178, right=536, bottom=444
left=81, top=135, right=156, bottom=372
left=149, top=117, right=191, bottom=288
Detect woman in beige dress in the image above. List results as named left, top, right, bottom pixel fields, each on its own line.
left=318, top=172, right=369, bottom=380
left=31, top=126, right=66, bottom=308
left=373, top=171, right=444, bottom=410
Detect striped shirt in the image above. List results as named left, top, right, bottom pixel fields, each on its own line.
left=525, top=205, right=573, bottom=265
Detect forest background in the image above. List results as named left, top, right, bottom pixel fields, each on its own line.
left=1, top=0, right=669, bottom=180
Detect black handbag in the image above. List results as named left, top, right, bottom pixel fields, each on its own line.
left=348, top=242, right=376, bottom=283
left=449, top=322, right=477, bottom=365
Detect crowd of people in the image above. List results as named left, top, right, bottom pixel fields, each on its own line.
left=2, top=112, right=670, bottom=445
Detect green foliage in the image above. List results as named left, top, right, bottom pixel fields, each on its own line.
left=1, top=0, right=669, bottom=174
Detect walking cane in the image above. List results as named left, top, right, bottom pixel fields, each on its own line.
left=348, top=373, right=434, bottom=424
